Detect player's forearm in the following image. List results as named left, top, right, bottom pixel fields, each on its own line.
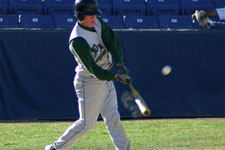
left=90, top=67, right=115, bottom=81
left=70, top=39, right=115, bottom=81
left=77, top=53, right=115, bottom=81
left=206, top=10, right=218, bottom=17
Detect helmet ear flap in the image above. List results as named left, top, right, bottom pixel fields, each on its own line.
left=75, top=14, right=84, bottom=21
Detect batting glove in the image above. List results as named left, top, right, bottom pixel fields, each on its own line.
left=115, top=74, right=132, bottom=85
left=117, top=63, right=129, bottom=75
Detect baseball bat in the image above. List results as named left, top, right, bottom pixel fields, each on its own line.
left=128, top=84, right=151, bottom=117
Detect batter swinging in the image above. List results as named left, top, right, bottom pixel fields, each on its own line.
left=45, top=0, right=132, bottom=150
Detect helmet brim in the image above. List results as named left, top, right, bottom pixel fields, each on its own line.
left=76, top=9, right=102, bottom=15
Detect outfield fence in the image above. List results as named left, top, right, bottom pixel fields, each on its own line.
left=0, top=30, right=225, bottom=119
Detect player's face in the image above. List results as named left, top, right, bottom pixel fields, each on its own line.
left=81, top=15, right=97, bottom=28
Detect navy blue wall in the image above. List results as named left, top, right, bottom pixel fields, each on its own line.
left=0, top=30, right=225, bottom=119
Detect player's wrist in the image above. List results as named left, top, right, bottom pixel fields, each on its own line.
left=116, top=62, right=124, bottom=67
left=114, top=73, right=132, bottom=85
left=114, top=74, right=119, bottom=80
left=116, top=62, right=129, bottom=75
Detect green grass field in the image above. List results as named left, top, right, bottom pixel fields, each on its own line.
left=0, top=119, right=225, bottom=150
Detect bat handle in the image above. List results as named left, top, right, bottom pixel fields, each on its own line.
left=128, top=84, right=137, bottom=97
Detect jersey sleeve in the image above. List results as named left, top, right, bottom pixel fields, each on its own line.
left=98, top=17, right=124, bottom=64
left=70, top=37, right=115, bottom=81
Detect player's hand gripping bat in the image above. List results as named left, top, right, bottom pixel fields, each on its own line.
left=128, top=84, right=151, bottom=117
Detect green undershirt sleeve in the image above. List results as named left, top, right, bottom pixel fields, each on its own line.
left=98, top=17, right=124, bottom=64
left=70, top=37, right=115, bottom=81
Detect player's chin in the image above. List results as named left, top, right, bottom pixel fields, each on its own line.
left=90, top=23, right=95, bottom=27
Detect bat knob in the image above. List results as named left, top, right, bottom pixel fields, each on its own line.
left=143, top=110, right=151, bottom=117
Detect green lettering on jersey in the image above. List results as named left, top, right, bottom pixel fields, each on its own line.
left=95, top=50, right=106, bottom=63
left=90, top=44, right=99, bottom=57
left=90, top=43, right=106, bottom=62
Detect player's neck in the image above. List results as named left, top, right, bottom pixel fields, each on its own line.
left=78, top=22, right=95, bottom=32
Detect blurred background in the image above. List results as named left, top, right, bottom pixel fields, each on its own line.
left=0, top=0, right=224, bottom=30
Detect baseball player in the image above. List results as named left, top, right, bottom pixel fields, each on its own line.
left=45, top=0, right=132, bottom=150
left=192, top=7, right=225, bottom=29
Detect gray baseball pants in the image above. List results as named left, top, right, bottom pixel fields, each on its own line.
left=53, top=74, right=130, bottom=150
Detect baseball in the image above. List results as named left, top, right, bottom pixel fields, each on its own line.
left=162, top=65, right=172, bottom=75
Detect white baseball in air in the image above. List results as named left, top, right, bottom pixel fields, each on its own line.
left=162, top=65, right=172, bottom=75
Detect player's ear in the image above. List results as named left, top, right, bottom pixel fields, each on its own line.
left=75, top=14, right=85, bottom=21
